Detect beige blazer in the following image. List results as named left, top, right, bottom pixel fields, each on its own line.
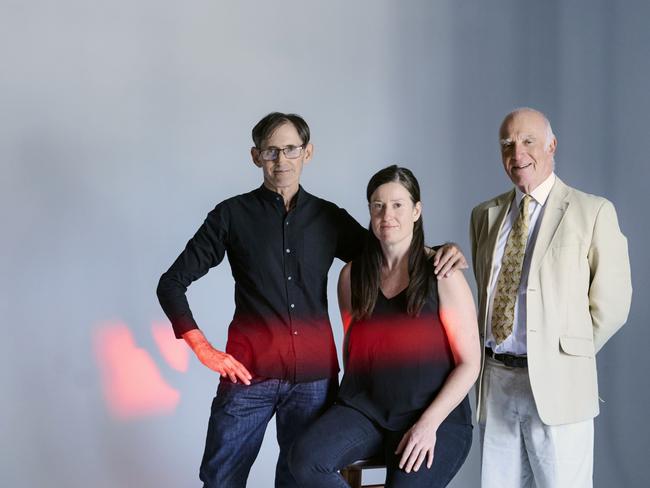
left=470, top=177, right=632, bottom=425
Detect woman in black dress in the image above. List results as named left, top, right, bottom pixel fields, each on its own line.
left=290, top=165, right=481, bottom=487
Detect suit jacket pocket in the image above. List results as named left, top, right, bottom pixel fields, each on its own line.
left=559, top=335, right=595, bottom=358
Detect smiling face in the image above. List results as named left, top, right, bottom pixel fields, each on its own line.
left=251, top=122, right=313, bottom=193
left=499, top=110, right=557, bottom=194
left=369, top=181, right=422, bottom=247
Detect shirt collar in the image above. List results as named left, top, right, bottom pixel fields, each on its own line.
left=256, top=184, right=306, bottom=208
left=514, top=172, right=556, bottom=207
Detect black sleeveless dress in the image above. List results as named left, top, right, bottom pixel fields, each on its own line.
left=337, top=278, right=471, bottom=431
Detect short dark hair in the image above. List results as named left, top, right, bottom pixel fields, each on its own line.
left=252, top=112, right=310, bottom=148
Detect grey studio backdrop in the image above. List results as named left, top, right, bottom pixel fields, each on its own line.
left=2, top=1, right=648, bottom=487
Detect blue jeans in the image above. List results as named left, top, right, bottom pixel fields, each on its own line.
left=199, top=377, right=335, bottom=488
left=289, top=405, right=472, bottom=488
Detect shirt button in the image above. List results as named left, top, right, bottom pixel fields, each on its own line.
left=293, top=331, right=298, bottom=335
left=290, top=304, right=295, bottom=309
left=286, top=248, right=291, bottom=253
left=287, top=276, right=292, bottom=281
left=286, top=221, right=289, bottom=225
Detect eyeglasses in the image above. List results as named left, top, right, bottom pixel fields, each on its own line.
left=257, top=145, right=304, bottom=161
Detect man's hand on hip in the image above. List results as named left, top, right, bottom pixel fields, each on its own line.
left=182, top=329, right=252, bottom=385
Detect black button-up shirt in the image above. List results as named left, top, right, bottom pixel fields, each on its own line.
left=157, top=185, right=367, bottom=382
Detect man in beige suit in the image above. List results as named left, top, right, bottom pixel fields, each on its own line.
left=470, top=108, right=632, bottom=487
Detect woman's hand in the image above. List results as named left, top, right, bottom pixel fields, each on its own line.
left=395, top=418, right=439, bottom=473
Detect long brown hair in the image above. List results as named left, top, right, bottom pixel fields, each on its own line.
left=351, top=165, right=432, bottom=320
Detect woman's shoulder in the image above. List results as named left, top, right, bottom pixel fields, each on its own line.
left=435, top=267, right=470, bottom=299
left=339, top=261, right=353, bottom=290
left=422, top=248, right=438, bottom=280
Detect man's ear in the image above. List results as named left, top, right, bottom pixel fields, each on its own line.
left=547, top=136, right=557, bottom=156
left=251, top=147, right=263, bottom=168
left=303, top=143, right=314, bottom=164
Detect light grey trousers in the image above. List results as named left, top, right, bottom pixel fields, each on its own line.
left=479, top=357, right=594, bottom=488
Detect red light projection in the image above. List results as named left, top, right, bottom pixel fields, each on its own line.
left=151, top=321, right=189, bottom=373
left=340, top=309, right=353, bottom=335
left=94, top=321, right=188, bottom=420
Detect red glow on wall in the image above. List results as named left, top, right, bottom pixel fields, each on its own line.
left=94, top=321, right=180, bottom=420
left=151, top=322, right=189, bottom=372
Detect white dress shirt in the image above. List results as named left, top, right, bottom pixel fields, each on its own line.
left=486, top=172, right=556, bottom=355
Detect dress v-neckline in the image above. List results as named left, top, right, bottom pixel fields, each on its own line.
left=379, top=286, right=408, bottom=300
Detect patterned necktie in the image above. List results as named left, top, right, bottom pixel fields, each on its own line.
left=491, top=194, right=532, bottom=345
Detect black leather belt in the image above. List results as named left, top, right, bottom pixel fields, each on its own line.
left=485, top=348, right=528, bottom=368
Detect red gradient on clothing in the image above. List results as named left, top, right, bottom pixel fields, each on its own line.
left=225, top=315, right=339, bottom=380
left=151, top=321, right=189, bottom=372
left=93, top=321, right=180, bottom=419
left=346, top=315, right=450, bottom=369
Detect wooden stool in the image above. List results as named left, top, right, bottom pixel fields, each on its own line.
left=340, top=456, right=386, bottom=488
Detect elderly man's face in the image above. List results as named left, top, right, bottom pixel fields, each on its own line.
left=499, top=111, right=557, bottom=194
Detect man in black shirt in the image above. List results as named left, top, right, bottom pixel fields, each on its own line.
left=157, top=112, right=467, bottom=487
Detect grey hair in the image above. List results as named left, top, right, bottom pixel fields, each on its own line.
left=500, top=107, right=555, bottom=146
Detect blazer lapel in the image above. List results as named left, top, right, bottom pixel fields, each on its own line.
left=485, top=190, right=514, bottom=266
left=529, top=177, right=571, bottom=275
left=479, top=190, right=514, bottom=327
